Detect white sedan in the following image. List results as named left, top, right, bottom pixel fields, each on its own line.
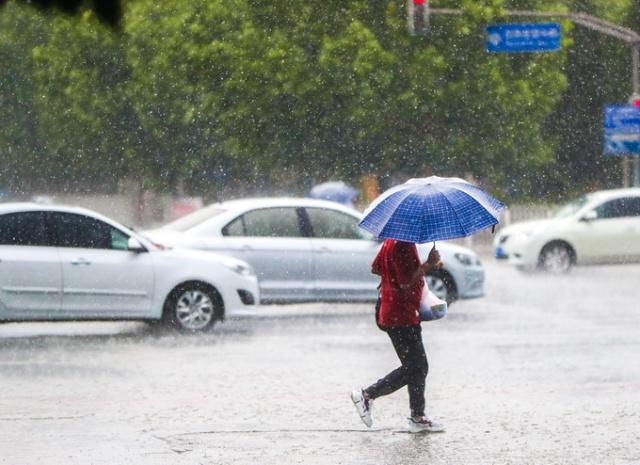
left=0, top=203, right=259, bottom=331
left=144, top=198, right=485, bottom=304
left=494, top=188, right=640, bottom=273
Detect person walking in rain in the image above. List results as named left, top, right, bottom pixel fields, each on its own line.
left=351, top=239, right=445, bottom=433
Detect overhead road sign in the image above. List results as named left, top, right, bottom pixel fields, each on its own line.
left=604, top=105, right=640, bottom=155
left=486, top=23, right=561, bottom=53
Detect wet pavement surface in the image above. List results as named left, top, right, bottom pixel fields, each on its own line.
left=1, top=259, right=639, bottom=464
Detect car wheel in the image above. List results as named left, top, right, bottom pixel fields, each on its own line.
left=425, top=271, right=457, bottom=305
left=163, top=283, right=223, bottom=332
left=539, top=242, right=573, bottom=274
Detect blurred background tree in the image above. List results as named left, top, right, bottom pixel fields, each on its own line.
left=31, top=9, right=134, bottom=193
left=1, top=0, right=638, bottom=202
left=542, top=0, right=633, bottom=198
left=0, top=2, right=48, bottom=194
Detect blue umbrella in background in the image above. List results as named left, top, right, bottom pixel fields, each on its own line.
left=309, top=181, right=359, bottom=206
left=359, top=176, right=505, bottom=243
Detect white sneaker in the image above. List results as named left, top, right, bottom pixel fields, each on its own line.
left=407, top=416, right=445, bottom=433
left=350, top=389, right=373, bottom=427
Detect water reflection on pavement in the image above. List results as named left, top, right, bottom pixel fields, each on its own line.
left=1, top=261, right=639, bottom=464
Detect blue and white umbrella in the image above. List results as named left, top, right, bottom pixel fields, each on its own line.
left=359, top=176, right=505, bottom=243
left=309, top=181, right=359, bottom=206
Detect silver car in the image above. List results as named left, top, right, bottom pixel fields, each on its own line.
left=0, top=203, right=259, bottom=331
left=145, top=198, right=485, bottom=304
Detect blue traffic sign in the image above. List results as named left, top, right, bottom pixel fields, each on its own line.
left=486, top=23, right=561, bottom=53
left=604, top=105, right=640, bottom=155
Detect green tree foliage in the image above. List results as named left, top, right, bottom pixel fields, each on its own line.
left=31, top=9, right=134, bottom=192
left=543, top=0, right=635, bottom=197
left=124, top=0, right=570, bottom=196
left=125, top=0, right=252, bottom=191
left=2, top=0, right=636, bottom=200
left=0, top=2, right=47, bottom=194
left=625, top=0, right=640, bottom=27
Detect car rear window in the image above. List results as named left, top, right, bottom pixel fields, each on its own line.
left=163, top=206, right=226, bottom=232
left=223, top=208, right=303, bottom=237
left=305, top=208, right=370, bottom=240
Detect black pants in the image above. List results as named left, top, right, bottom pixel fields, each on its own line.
left=364, top=325, right=429, bottom=418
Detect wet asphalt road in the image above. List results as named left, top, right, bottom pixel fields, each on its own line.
left=1, top=259, right=639, bottom=465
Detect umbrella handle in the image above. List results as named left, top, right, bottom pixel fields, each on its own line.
left=429, top=242, right=444, bottom=269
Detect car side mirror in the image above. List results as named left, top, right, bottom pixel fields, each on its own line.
left=580, top=210, right=598, bottom=222
left=128, top=237, right=146, bottom=252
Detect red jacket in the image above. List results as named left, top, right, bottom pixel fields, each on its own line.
left=372, top=240, right=422, bottom=328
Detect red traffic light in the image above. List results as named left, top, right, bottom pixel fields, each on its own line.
left=629, top=94, right=640, bottom=107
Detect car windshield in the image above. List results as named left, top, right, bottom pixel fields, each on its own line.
left=162, top=206, right=225, bottom=232
left=555, top=195, right=590, bottom=218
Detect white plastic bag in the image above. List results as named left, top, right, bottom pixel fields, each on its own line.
left=419, top=281, right=447, bottom=322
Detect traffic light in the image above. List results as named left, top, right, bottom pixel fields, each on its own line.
left=408, top=0, right=430, bottom=36
left=630, top=94, right=640, bottom=107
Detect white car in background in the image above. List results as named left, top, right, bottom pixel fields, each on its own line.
left=144, top=198, right=486, bottom=304
left=0, top=203, right=259, bottom=331
left=494, top=188, right=640, bottom=273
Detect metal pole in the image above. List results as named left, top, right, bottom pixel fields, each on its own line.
left=633, top=45, right=640, bottom=187
left=633, top=44, right=639, bottom=96
left=430, top=9, right=640, bottom=43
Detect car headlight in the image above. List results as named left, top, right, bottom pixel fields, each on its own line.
left=454, top=253, right=476, bottom=266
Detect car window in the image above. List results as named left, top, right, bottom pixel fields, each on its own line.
left=0, top=211, right=48, bottom=246
left=555, top=195, right=590, bottom=218
left=222, top=216, right=244, bottom=236
left=51, top=212, right=131, bottom=249
left=305, top=208, right=372, bottom=240
left=595, top=197, right=640, bottom=219
left=224, top=208, right=303, bottom=237
left=110, top=228, right=130, bottom=250
left=624, top=197, right=640, bottom=216
left=163, top=205, right=226, bottom=232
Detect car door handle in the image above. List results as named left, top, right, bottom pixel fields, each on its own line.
left=318, top=246, right=330, bottom=253
left=241, top=245, right=253, bottom=251
left=71, top=258, right=91, bottom=266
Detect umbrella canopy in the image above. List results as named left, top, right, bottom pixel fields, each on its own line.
left=309, top=181, right=359, bottom=205
left=358, top=176, right=505, bottom=243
